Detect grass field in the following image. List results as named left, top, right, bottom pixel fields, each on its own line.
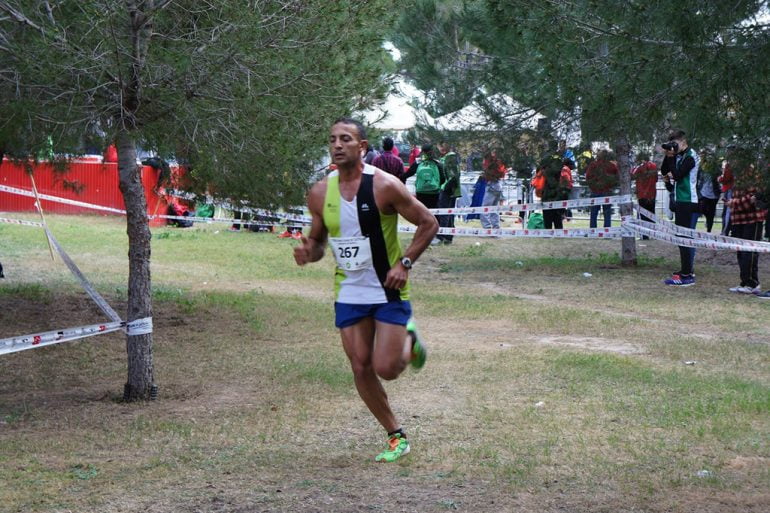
left=1, top=213, right=768, bottom=513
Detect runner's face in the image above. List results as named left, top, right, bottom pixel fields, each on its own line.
left=329, top=123, right=366, bottom=167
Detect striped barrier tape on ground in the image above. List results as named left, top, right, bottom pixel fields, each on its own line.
left=0, top=217, right=44, bottom=227
left=398, top=225, right=624, bottom=239
left=428, top=194, right=633, bottom=216
left=0, top=320, right=125, bottom=356
left=633, top=205, right=770, bottom=251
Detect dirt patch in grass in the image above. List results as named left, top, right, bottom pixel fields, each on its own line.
left=535, top=335, right=645, bottom=355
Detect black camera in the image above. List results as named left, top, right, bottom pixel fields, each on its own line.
left=661, top=141, right=679, bottom=152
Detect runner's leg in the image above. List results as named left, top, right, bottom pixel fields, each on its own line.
left=372, top=321, right=411, bottom=381
left=340, top=319, right=400, bottom=433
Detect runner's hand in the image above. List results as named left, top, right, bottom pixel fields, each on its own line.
left=293, top=236, right=312, bottom=266
left=384, top=263, right=408, bottom=290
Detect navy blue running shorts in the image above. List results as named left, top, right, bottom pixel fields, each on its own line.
left=334, top=301, right=412, bottom=329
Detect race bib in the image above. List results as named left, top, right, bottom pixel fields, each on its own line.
left=329, top=236, right=373, bottom=271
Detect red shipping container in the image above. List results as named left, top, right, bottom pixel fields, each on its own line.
left=0, top=157, right=169, bottom=226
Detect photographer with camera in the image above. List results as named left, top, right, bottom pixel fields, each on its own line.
left=661, top=130, right=700, bottom=286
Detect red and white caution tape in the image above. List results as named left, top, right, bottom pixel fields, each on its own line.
left=0, top=321, right=125, bottom=356
left=633, top=205, right=770, bottom=251
left=624, top=219, right=770, bottom=252
left=126, top=317, right=153, bottom=336
left=0, top=217, right=44, bottom=227
left=43, top=227, right=123, bottom=323
left=0, top=184, right=312, bottom=225
left=0, top=184, right=128, bottom=214
left=428, top=194, right=633, bottom=215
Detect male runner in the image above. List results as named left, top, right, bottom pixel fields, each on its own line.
left=293, top=117, right=438, bottom=462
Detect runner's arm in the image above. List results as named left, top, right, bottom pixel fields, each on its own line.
left=382, top=179, right=438, bottom=289
left=401, top=161, right=418, bottom=183
left=294, top=183, right=327, bottom=265
left=391, top=180, right=438, bottom=264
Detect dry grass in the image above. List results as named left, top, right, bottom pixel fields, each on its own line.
left=1, top=214, right=768, bottom=513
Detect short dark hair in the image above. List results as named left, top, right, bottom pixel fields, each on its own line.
left=382, top=137, right=394, bottom=151
left=669, top=130, right=686, bottom=141
left=332, top=117, right=367, bottom=141
left=421, top=143, right=433, bottom=154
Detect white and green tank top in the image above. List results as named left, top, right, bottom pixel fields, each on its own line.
left=323, top=164, right=409, bottom=304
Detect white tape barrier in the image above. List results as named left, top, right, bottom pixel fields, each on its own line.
left=428, top=194, right=633, bottom=215
left=634, top=205, right=770, bottom=251
left=161, top=214, right=308, bottom=229
left=0, top=184, right=312, bottom=226
left=398, top=225, right=623, bottom=239
left=126, top=317, right=153, bottom=336
left=43, top=227, right=123, bottom=323
left=0, top=217, right=44, bottom=227
left=624, top=219, right=770, bottom=253
left=0, top=184, right=128, bottom=215
left=0, top=321, right=125, bottom=356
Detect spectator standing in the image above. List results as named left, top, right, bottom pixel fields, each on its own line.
left=480, top=150, right=507, bottom=230
left=697, top=152, right=721, bottom=233
left=632, top=152, right=658, bottom=238
left=372, top=137, right=405, bottom=180
left=363, top=144, right=379, bottom=165
left=585, top=149, right=619, bottom=227
left=408, top=144, right=421, bottom=166
left=103, top=144, right=118, bottom=163
left=437, top=142, right=461, bottom=244
left=402, top=144, right=446, bottom=243
left=539, top=154, right=572, bottom=229
left=727, top=160, right=767, bottom=294
left=719, top=162, right=735, bottom=235
left=558, top=140, right=575, bottom=168
left=662, top=130, right=700, bottom=287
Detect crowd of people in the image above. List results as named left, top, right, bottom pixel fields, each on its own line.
left=361, top=131, right=769, bottom=297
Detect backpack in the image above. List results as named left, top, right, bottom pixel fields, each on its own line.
left=527, top=212, right=544, bottom=229
left=415, top=159, right=441, bottom=194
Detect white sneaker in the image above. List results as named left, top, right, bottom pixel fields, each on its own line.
left=735, top=285, right=761, bottom=295
left=430, top=238, right=441, bottom=246
left=729, top=285, right=743, bottom=293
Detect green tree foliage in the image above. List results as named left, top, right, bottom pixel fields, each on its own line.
left=0, top=0, right=394, bottom=399
left=394, top=0, right=770, bottom=147
left=1, top=0, right=393, bottom=206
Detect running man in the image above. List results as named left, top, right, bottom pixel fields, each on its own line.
left=293, top=118, right=438, bottom=462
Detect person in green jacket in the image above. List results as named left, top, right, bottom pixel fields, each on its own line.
left=437, top=142, right=461, bottom=244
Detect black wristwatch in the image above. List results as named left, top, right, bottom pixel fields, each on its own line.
left=400, top=257, right=413, bottom=270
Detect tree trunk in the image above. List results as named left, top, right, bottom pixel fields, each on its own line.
left=615, top=134, right=637, bottom=267
left=116, top=129, right=155, bottom=401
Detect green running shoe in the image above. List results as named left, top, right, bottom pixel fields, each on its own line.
left=375, top=434, right=410, bottom=462
left=407, top=319, right=427, bottom=370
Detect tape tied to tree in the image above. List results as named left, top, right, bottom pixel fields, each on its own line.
left=126, top=317, right=153, bottom=336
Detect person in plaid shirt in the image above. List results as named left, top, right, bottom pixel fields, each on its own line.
left=726, top=153, right=768, bottom=295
